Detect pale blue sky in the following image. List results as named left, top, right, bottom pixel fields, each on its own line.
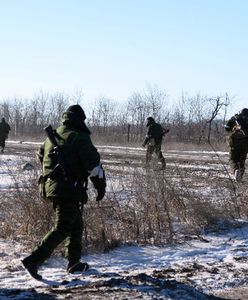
left=0, top=0, right=247, bottom=112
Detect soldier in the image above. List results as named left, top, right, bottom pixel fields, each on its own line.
left=22, top=104, right=106, bottom=280
left=225, top=108, right=248, bottom=182
left=0, top=118, right=11, bottom=153
left=142, top=117, right=169, bottom=170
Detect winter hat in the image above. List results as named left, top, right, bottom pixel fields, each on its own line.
left=146, top=116, right=155, bottom=127
left=241, top=108, right=248, bottom=116
left=147, top=117, right=155, bottom=122
left=66, top=105, right=86, bottom=121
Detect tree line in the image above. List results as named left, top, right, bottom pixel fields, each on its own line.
left=0, top=86, right=232, bottom=144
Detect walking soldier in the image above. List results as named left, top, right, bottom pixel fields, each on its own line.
left=0, top=118, right=11, bottom=153
left=225, top=108, right=248, bottom=182
left=142, top=117, right=169, bottom=170
left=22, top=105, right=106, bottom=280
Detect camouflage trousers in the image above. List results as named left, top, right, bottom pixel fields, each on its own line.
left=229, top=138, right=248, bottom=174
left=146, top=144, right=166, bottom=167
left=24, top=200, right=83, bottom=265
left=0, top=138, right=6, bottom=151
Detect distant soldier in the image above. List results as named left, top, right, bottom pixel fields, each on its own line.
left=142, top=117, right=169, bottom=170
left=225, top=108, right=248, bottom=182
left=0, top=118, right=11, bottom=153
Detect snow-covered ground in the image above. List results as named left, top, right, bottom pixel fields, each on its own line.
left=0, top=142, right=247, bottom=299
left=1, top=222, right=248, bottom=299
left=0, top=154, right=35, bottom=190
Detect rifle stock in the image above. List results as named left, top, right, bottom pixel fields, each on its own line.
left=45, top=125, right=59, bottom=149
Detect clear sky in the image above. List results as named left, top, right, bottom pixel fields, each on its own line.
left=0, top=0, right=247, bottom=112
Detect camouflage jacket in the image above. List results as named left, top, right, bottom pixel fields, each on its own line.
left=39, top=112, right=101, bottom=201
left=0, top=121, right=10, bottom=139
left=225, top=113, right=248, bottom=139
left=143, top=122, right=169, bottom=146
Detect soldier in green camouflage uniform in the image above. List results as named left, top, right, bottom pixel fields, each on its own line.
left=22, top=105, right=106, bottom=280
left=0, top=118, right=11, bottom=153
left=142, top=117, right=169, bottom=170
left=225, top=108, right=248, bottom=182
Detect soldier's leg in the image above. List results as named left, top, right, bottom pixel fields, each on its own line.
left=64, top=209, right=83, bottom=264
left=229, top=139, right=246, bottom=182
left=64, top=210, right=89, bottom=273
left=155, top=144, right=166, bottom=169
left=0, top=139, right=4, bottom=152
left=146, top=146, right=154, bottom=164
left=229, top=145, right=240, bottom=173
left=23, top=203, right=78, bottom=265
left=238, top=144, right=248, bottom=179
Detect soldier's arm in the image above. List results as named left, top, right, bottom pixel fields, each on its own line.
left=162, top=126, right=169, bottom=135
left=78, top=134, right=101, bottom=172
left=225, top=117, right=236, bottom=132
left=143, top=126, right=153, bottom=146
left=77, top=135, right=106, bottom=201
left=147, top=125, right=153, bottom=137
left=143, top=136, right=149, bottom=146
left=38, top=143, right=45, bottom=163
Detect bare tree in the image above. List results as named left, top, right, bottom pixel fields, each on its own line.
left=198, top=96, right=227, bottom=144
left=10, top=98, right=25, bottom=136
left=48, top=92, right=69, bottom=127
left=127, top=92, right=149, bottom=138
left=0, top=101, right=11, bottom=122
left=144, top=84, right=167, bottom=122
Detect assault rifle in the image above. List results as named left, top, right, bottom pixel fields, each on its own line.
left=162, top=128, right=170, bottom=136
left=44, top=125, right=76, bottom=187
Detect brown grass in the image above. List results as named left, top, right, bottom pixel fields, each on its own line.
left=0, top=152, right=247, bottom=254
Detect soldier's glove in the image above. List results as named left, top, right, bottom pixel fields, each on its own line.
left=89, top=164, right=106, bottom=201
left=90, top=175, right=106, bottom=201
left=96, top=188, right=105, bottom=202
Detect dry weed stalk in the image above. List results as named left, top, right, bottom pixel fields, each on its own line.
left=1, top=152, right=247, bottom=253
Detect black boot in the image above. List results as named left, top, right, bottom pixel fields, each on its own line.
left=67, top=261, right=89, bottom=274
left=22, top=259, right=42, bottom=280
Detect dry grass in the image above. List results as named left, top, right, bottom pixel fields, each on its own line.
left=0, top=152, right=247, bottom=254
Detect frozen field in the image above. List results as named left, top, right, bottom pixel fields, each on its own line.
left=0, top=141, right=248, bottom=299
